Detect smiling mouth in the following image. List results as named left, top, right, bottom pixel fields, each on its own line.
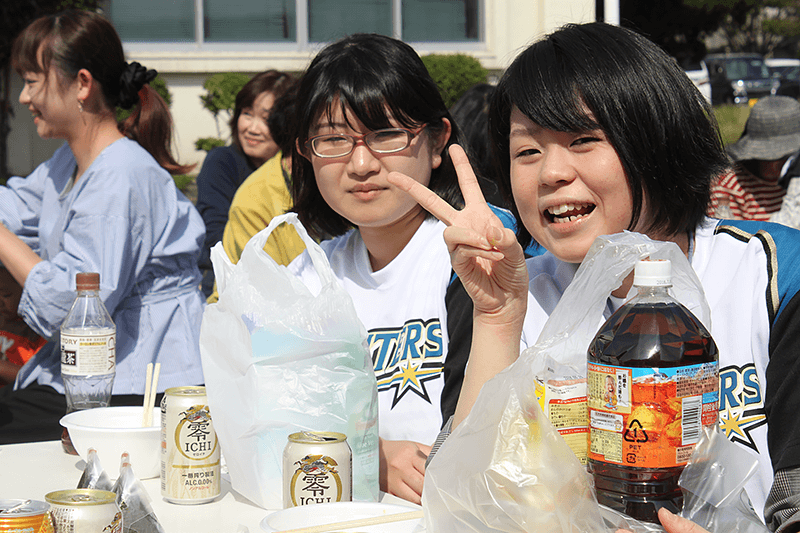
left=546, top=203, right=595, bottom=223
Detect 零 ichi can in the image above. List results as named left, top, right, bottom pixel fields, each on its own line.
left=44, top=490, right=121, bottom=533
left=0, top=499, right=53, bottom=533
left=283, top=431, right=352, bottom=508
left=161, top=386, right=221, bottom=504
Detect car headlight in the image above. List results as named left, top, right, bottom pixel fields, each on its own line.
left=732, top=80, right=746, bottom=96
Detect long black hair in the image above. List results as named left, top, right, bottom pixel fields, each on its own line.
left=291, top=33, right=464, bottom=240
left=489, top=22, right=730, bottom=249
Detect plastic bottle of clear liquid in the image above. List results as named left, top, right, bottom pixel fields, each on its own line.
left=60, top=272, right=116, bottom=454
left=587, top=260, right=719, bottom=523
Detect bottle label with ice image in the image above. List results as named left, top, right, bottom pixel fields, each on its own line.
left=587, top=361, right=719, bottom=468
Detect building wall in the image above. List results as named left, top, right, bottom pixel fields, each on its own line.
left=7, top=0, right=594, bottom=177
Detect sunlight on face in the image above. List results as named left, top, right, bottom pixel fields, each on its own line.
left=508, top=107, right=634, bottom=263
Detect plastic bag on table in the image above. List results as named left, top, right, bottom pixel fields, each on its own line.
left=423, top=231, right=711, bottom=533
left=110, top=453, right=164, bottom=533
left=200, top=212, right=380, bottom=509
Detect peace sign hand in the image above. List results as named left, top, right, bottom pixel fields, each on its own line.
left=387, top=144, right=528, bottom=326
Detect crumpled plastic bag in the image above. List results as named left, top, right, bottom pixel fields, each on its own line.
left=111, top=453, right=165, bottom=533
left=423, top=232, right=711, bottom=532
left=678, top=426, right=768, bottom=533
left=200, top=212, right=380, bottom=509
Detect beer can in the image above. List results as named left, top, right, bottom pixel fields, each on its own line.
left=283, top=431, right=352, bottom=508
left=161, top=386, right=221, bottom=504
left=0, top=500, right=53, bottom=533
left=44, top=490, right=121, bottom=533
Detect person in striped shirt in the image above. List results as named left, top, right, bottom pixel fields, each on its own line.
left=710, top=96, right=800, bottom=223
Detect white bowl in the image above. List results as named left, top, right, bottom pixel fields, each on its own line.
left=260, top=502, right=425, bottom=532
left=60, top=406, right=161, bottom=479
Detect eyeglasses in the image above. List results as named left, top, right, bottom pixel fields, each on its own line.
left=305, top=126, right=426, bottom=158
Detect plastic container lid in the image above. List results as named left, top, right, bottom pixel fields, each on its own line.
left=75, top=272, right=100, bottom=291
left=633, top=259, right=672, bottom=287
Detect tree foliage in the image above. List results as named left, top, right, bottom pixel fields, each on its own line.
left=712, top=0, right=800, bottom=56
left=623, top=0, right=800, bottom=57
left=621, top=0, right=759, bottom=62
left=199, top=72, right=250, bottom=134
left=194, top=72, right=251, bottom=151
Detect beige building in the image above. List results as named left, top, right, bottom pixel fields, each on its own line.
left=7, top=0, right=596, bottom=177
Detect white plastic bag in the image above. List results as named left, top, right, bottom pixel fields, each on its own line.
left=200, top=213, right=380, bottom=509
left=423, top=232, right=711, bottom=532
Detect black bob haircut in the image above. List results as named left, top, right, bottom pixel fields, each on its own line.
left=488, top=22, right=731, bottom=250
left=291, top=33, right=464, bottom=240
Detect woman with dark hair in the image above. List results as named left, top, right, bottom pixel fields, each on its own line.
left=391, top=22, right=800, bottom=532
left=206, top=89, right=306, bottom=304
left=288, top=33, right=516, bottom=505
left=0, top=10, right=206, bottom=443
left=195, top=70, right=295, bottom=297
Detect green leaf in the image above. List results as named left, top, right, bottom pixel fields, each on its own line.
left=194, top=137, right=226, bottom=152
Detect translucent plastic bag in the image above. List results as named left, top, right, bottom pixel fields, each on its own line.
left=423, top=232, right=711, bottom=532
left=200, top=213, right=380, bottom=509
left=679, top=426, right=768, bottom=533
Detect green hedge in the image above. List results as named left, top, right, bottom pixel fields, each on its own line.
left=195, top=72, right=252, bottom=152
left=421, top=53, right=488, bottom=108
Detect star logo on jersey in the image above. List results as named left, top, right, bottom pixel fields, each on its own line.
left=369, top=318, right=445, bottom=408
left=719, top=363, right=767, bottom=453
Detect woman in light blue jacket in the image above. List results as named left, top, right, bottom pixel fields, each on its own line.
left=0, top=10, right=206, bottom=443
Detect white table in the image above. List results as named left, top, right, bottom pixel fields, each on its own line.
left=0, top=440, right=417, bottom=533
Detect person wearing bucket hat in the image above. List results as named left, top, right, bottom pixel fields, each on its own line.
left=709, top=95, right=800, bottom=223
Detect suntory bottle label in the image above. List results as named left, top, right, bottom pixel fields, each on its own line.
left=60, top=330, right=116, bottom=375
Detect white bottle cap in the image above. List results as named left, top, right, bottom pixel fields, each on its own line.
left=633, top=259, right=672, bottom=287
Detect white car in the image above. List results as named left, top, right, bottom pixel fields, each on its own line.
left=681, top=59, right=712, bottom=104
left=766, top=58, right=800, bottom=99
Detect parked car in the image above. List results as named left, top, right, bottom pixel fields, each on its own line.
left=705, top=53, right=779, bottom=105
left=680, top=58, right=712, bottom=103
left=765, top=58, right=800, bottom=99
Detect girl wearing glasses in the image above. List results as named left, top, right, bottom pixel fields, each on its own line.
left=288, top=33, right=515, bottom=504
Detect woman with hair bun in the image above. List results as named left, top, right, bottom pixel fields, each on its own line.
left=0, top=9, right=206, bottom=443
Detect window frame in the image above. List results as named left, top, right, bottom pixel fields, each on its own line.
left=109, top=0, right=486, bottom=53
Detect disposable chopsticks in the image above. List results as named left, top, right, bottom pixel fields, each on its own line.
left=141, top=362, right=161, bottom=427
left=276, top=509, right=424, bottom=533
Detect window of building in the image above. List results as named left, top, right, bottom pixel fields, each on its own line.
left=106, top=0, right=480, bottom=46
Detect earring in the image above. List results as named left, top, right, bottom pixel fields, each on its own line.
left=78, top=99, right=84, bottom=113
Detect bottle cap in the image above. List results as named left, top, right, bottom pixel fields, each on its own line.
left=633, top=259, right=672, bottom=287
left=76, top=272, right=100, bottom=291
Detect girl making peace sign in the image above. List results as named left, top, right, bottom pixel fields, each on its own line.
left=389, top=22, right=800, bottom=533
left=288, top=33, right=518, bottom=504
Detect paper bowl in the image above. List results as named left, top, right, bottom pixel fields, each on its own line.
left=260, top=501, right=425, bottom=532
left=60, top=406, right=161, bottom=479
